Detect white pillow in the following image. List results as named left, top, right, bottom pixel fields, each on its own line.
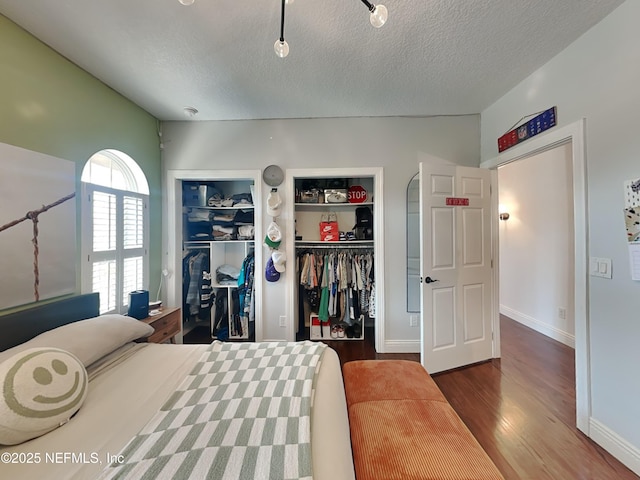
left=0, top=347, right=88, bottom=445
left=0, top=314, right=154, bottom=367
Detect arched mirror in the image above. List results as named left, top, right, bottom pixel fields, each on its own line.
left=406, top=173, right=420, bottom=312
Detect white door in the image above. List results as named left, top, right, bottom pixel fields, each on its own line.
left=419, top=162, right=494, bottom=373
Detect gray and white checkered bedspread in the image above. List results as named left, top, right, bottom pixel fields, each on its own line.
left=97, top=341, right=327, bottom=480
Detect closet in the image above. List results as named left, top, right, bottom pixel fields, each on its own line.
left=181, top=175, right=260, bottom=341
left=285, top=168, right=383, bottom=344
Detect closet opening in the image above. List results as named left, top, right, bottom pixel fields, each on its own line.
left=168, top=171, right=263, bottom=344
left=284, top=168, right=385, bottom=352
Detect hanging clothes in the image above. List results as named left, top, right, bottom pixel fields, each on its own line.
left=296, top=248, right=375, bottom=326
left=318, top=256, right=330, bottom=323
left=183, top=249, right=213, bottom=322
left=237, top=252, right=256, bottom=338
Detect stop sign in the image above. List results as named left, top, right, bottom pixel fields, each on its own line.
left=348, top=185, right=367, bottom=203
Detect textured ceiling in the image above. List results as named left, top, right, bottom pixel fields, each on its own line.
left=0, top=0, right=625, bottom=121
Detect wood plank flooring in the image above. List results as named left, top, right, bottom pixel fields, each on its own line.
left=430, top=316, right=639, bottom=479
left=184, top=317, right=639, bottom=479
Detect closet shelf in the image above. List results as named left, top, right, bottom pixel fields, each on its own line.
left=185, top=240, right=255, bottom=247
left=295, top=240, right=373, bottom=247
left=186, top=205, right=254, bottom=210
left=294, top=202, right=373, bottom=208
left=211, top=283, right=238, bottom=289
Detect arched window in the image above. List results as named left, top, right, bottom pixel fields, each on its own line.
left=81, top=150, right=149, bottom=314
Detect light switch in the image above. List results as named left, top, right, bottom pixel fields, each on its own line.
left=590, top=257, right=612, bottom=279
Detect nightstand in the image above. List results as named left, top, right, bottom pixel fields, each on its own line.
left=140, top=307, right=181, bottom=344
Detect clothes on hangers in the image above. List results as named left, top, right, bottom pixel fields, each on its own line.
left=297, top=249, right=375, bottom=324
left=237, top=253, right=256, bottom=325
left=182, top=249, right=214, bottom=321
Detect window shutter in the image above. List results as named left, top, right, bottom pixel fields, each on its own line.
left=92, top=260, right=116, bottom=314
left=122, top=256, right=144, bottom=307
left=92, top=191, right=116, bottom=252
left=123, top=196, right=143, bottom=249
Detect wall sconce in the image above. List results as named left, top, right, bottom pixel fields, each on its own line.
left=499, top=212, right=510, bottom=221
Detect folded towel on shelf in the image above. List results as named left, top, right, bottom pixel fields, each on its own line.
left=237, top=225, right=255, bottom=240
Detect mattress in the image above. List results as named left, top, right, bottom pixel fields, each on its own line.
left=0, top=342, right=354, bottom=480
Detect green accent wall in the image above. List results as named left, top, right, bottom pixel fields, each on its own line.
left=0, top=15, right=162, bottom=305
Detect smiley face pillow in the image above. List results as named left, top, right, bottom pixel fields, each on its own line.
left=0, top=347, right=88, bottom=445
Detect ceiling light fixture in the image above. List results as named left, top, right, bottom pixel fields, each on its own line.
left=360, top=0, right=388, bottom=28
left=274, top=0, right=388, bottom=58
left=178, top=0, right=195, bottom=5
left=274, top=0, right=289, bottom=58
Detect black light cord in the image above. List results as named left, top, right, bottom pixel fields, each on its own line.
left=360, top=0, right=375, bottom=13
left=280, top=0, right=286, bottom=42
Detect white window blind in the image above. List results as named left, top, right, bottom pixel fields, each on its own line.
left=122, top=256, right=144, bottom=306
left=92, top=191, right=116, bottom=252
left=81, top=150, right=149, bottom=315
left=92, top=260, right=116, bottom=314
left=123, top=196, right=143, bottom=249
left=82, top=184, right=148, bottom=314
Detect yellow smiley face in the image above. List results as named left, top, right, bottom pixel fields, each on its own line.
left=3, top=348, right=87, bottom=419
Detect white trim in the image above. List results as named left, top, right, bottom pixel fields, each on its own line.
left=481, top=118, right=590, bottom=434
left=590, top=418, right=640, bottom=477
left=383, top=340, right=420, bottom=353
left=165, top=169, right=263, bottom=344
left=285, top=167, right=385, bottom=351
left=490, top=169, right=501, bottom=359
left=500, top=305, right=576, bottom=348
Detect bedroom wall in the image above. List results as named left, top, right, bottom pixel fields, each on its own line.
left=161, top=115, right=480, bottom=351
left=498, top=144, right=574, bottom=346
left=0, top=15, right=162, bottom=309
left=481, top=0, right=640, bottom=472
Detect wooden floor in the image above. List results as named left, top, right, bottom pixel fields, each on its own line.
left=184, top=317, right=639, bottom=479
left=432, top=316, right=639, bottom=480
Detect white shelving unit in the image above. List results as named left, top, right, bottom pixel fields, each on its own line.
left=180, top=175, right=260, bottom=341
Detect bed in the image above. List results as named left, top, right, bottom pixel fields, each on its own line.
left=0, top=294, right=355, bottom=480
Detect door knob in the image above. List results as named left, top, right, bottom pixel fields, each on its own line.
left=424, top=276, right=439, bottom=284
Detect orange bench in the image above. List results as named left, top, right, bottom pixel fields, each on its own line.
left=343, top=360, right=504, bottom=480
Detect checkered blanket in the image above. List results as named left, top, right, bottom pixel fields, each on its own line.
left=98, top=341, right=327, bottom=480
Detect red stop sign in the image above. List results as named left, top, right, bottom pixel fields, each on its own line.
left=348, top=185, right=367, bottom=203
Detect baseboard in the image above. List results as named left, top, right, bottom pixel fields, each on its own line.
left=500, top=305, right=575, bottom=348
left=590, top=417, right=640, bottom=476
left=382, top=339, right=420, bottom=354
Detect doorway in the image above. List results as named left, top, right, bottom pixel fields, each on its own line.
left=482, top=119, right=590, bottom=434
left=497, top=143, right=575, bottom=348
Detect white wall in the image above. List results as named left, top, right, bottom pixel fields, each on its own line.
left=498, top=143, right=574, bottom=346
left=481, top=0, right=640, bottom=470
left=161, top=115, right=480, bottom=351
